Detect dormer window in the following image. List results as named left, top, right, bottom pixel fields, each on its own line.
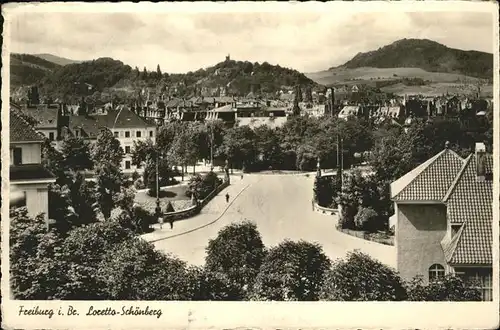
left=451, top=224, right=461, bottom=238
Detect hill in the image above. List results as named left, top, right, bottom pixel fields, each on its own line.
left=10, top=53, right=61, bottom=88
left=330, top=38, right=493, bottom=79
left=33, top=53, right=81, bottom=66
left=15, top=56, right=318, bottom=102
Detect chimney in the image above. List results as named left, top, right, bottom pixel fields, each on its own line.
left=475, top=142, right=486, bottom=182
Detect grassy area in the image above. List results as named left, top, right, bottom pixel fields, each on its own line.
left=134, top=184, right=192, bottom=214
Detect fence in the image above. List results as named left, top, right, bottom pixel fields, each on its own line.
left=164, top=181, right=230, bottom=222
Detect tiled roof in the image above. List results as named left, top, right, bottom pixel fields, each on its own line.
left=445, top=154, right=493, bottom=224
left=10, top=164, right=56, bottom=181
left=10, top=108, right=45, bottom=142
left=394, top=148, right=493, bottom=266
left=69, top=108, right=153, bottom=138
left=393, top=149, right=465, bottom=201
left=449, top=217, right=491, bottom=264
left=22, top=106, right=59, bottom=129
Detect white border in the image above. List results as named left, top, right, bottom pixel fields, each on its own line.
left=2, top=2, right=499, bottom=329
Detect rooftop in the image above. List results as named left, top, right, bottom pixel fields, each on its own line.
left=10, top=107, right=46, bottom=143
left=10, top=164, right=56, bottom=181
left=392, top=147, right=493, bottom=266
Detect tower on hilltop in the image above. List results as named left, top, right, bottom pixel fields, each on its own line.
left=225, top=54, right=230, bottom=62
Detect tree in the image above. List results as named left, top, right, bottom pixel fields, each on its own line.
left=92, top=129, right=124, bottom=166
left=55, top=220, right=134, bottom=299
left=156, top=64, right=162, bottom=78
left=249, top=240, right=331, bottom=301
left=69, top=172, right=98, bottom=227
left=305, top=86, right=313, bottom=103
left=41, top=139, right=67, bottom=183
left=97, top=238, right=191, bottom=300
left=10, top=208, right=65, bottom=299
left=92, top=129, right=124, bottom=219
left=185, top=266, right=245, bottom=300
left=205, top=221, right=266, bottom=298
left=219, top=126, right=257, bottom=171
left=60, top=135, right=93, bottom=172
left=319, top=251, right=407, bottom=301
left=406, top=275, right=481, bottom=301
left=338, top=170, right=382, bottom=230
left=47, top=183, right=78, bottom=233
left=254, top=126, right=284, bottom=170
left=169, top=123, right=200, bottom=176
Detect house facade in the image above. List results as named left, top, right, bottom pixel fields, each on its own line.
left=65, top=108, right=156, bottom=174
left=10, top=108, right=56, bottom=222
left=391, top=143, right=493, bottom=301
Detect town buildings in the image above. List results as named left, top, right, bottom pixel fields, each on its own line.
left=9, top=107, right=56, bottom=223
left=64, top=107, right=156, bottom=174
left=391, top=142, right=493, bottom=301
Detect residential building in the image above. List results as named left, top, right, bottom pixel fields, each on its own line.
left=391, top=143, right=493, bottom=301
left=10, top=108, right=56, bottom=222
left=64, top=107, right=156, bottom=174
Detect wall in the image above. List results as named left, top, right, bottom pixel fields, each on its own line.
left=164, top=181, right=229, bottom=222
left=312, top=201, right=338, bottom=215
left=396, top=203, right=447, bottom=283
left=13, top=182, right=50, bottom=220
left=10, top=143, right=42, bottom=165
left=112, top=127, right=155, bottom=173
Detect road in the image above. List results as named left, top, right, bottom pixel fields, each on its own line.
left=144, top=174, right=396, bottom=268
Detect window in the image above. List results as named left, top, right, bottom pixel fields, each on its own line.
left=125, top=146, right=131, bottom=154
left=456, top=268, right=492, bottom=301
left=125, top=161, right=131, bottom=170
left=429, top=264, right=445, bottom=282
left=75, top=129, right=80, bottom=137
left=49, top=132, right=55, bottom=141
left=13, top=147, right=22, bottom=165
left=149, top=131, right=154, bottom=138
left=10, top=190, right=26, bottom=208
left=136, top=131, right=142, bottom=138
left=451, top=225, right=461, bottom=238
left=114, top=131, right=119, bottom=138
left=125, top=131, right=130, bottom=138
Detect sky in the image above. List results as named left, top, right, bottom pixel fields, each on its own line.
left=7, top=4, right=496, bottom=74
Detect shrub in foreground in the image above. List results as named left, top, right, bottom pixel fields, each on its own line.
left=249, top=240, right=331, bottom=301
left=319, top=251, right=407, bottom=301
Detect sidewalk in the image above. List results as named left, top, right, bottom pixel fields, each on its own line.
left=140, top=175, right=252, bottom=243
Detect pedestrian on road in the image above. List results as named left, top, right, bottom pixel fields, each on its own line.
left=225, top=193, right=230, bottom=203
left=158, top=216, right=164, bottom=229
left=241, top=173, right=244, bottom=180
left=169, top=218, right=174, bottom=229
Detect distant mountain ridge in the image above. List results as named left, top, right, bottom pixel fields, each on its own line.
left=33, top=53, right=81, bottom=66
left=11, top=55, right=318, bottom=102
left=330, top=38, right=493, bottom=79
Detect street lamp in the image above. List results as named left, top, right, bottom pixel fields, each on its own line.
left=154, top=124, right=161, bottom=219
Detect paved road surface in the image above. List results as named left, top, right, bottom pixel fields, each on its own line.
left=143, top=174, right=396, bottom=268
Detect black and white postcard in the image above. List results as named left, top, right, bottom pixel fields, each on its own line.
left=1, top=1, right=499, bottom=329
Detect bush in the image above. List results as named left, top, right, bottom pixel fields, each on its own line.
left=205, top=221, right=266, bottom=299
left=319, top=251, right=407, bottom=301
left=133, top=178, right=145, bottom=190
left=186, top=172, right=223, bottom=200
left=249, top=240, right=331, bottom=301
left=406, top=275, right=482, bottom=301
left=313, top=175, right=340, bottom=207
left=131, top=171, right=140, bottom=181
left=185, top=266, right=245, bottom=301
left=354, top=207, right=379, bottom=232
left=97, top=238, right=191, bottom=300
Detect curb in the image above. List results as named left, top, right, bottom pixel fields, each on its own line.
left=147, top=180, right=256, bottom=243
